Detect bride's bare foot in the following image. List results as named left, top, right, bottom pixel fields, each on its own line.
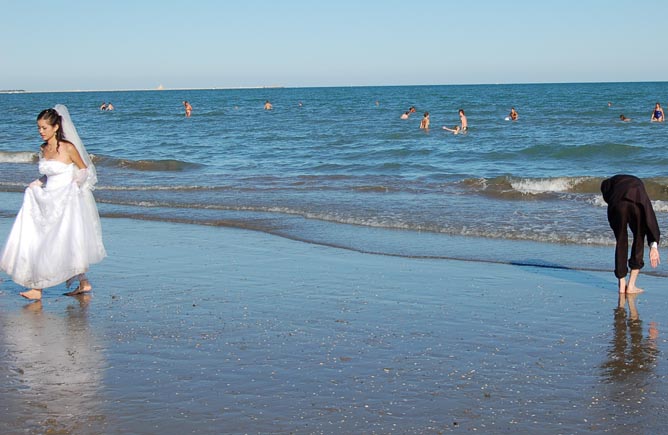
left=20, top=289, right=42, bottom=300
left=64, top=280, right=92, bottom=296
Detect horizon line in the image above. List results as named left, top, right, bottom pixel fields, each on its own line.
left=2, top=79, right=667, bottom=95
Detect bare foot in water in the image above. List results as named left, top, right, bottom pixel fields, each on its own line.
left=624, top=270, right=643, bottom=294
left=20, top=289, right=42, bottom=300
left=626, top=285, right=644, bottom=294
left=64, top=280, right=92, bottom=296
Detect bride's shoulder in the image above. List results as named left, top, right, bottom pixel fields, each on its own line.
left=60, top=140, right=85, bottom=164
left=59, top=140, right=79, bottom=155
left=59, top=140, right=75, bottom=150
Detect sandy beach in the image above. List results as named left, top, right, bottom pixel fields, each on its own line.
left=2, top=216, right=668, bottom=434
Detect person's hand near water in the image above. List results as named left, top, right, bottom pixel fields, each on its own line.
left=650, top=245, right=660, bottom=268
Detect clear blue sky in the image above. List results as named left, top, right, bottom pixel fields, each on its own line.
left=2, top=0, right=666, bottom=91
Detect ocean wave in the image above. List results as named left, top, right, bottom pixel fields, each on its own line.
left=0, top=151, right=37, bottom=163
left=462, top=175, right=668, bottom=200
left=97, top=185, right=216, bottom=191
left=462, top=176, right=602, bottom=199
left=649, top=200, right=668, bottom=213
left=509, top=177, right=592, bottom=194
left=0, top=151, right=202, bottom=172
left=352, top=185, right=396, bottom=193
left=0, top=181, right=32, bottom=192
left=96, top=183, right=361, bottom=193
left=94, top=154, right=203, bottom=171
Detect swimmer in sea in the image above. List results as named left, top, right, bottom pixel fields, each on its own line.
left=442, top=125, right=461, bottom=134
left=651, top=102, right=664, bottom=122
left=400, top=111, right=410, bottom=120
left=420, top=112, right=430, bottom=129
left=509, top=107, right=518, bottom=121
left=183, top=101, right=192, bottom=117
left=264, top=100, right=273, bottom=110
left=409, top=106, right=417, bottom=114
left=459, top=109, right=468, bottom=132
left=620, top=114, right=631, bottom=122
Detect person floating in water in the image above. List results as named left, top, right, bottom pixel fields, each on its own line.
left=264, top=100, right=273, bottom=110
left=651, top=102, right=664, bottom=122
left=509, top=107, right=518, bottom=121
left=620, top=114, right=631, bottom=122
left=442, top=125, right=461, bottom=134
left=183, top=101, right=192, bottom=117
left=99, top=102, right=107, bottom=111
left=400, top=111, right=410, bottom=120
left=106, top=102, right=114, bottom=111
left=601, top=174, right=661, bottom=294
left=419, top=112, right=430, bottom=129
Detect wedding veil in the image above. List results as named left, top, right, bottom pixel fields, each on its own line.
left=54, top=104, right=98, bottom=189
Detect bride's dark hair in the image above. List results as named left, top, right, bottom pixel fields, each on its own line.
left=37, top=108, right=64, bottom=152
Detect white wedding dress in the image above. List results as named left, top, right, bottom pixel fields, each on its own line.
left=0, top=159, right=106, bottom=289
left=0, top=105, right=106, bottom=290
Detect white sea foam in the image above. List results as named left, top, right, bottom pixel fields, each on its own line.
left=652, top=200, right=668, bottom=213
left=590, top=196, right=668, bottom=212
left=0, top=151, right=36, bottom=163
left=510, top=177, right=587, bottom=194
left=589, top=195, right=607, bottom=208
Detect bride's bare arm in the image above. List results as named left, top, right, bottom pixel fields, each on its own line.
left=64, top=141, right=87, bottom=169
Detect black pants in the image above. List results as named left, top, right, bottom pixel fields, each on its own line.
left=608, top=200, right=646, bottom=278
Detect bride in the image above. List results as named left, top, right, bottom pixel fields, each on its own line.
left=0, top=105, right=106, bottom=300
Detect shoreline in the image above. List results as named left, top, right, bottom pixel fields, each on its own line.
left=2, top=216, right=668, bottom=433
left=0, top=187, right=662, bottom=278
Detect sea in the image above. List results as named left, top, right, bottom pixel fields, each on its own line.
left=1, top=82, right=667, bottom=274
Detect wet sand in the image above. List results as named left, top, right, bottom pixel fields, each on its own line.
left=1, top=217, right=668, bottom=434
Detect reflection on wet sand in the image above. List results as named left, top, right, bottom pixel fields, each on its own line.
left=601, top=293, right=659, bottom=381
left=0, top=296, right=107, bottom=435
left=595, top=293, right=662, bottom=431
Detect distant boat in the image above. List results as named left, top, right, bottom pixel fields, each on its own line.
left=156, top=84, right=165, bottom=91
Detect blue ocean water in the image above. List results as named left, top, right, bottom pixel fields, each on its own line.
left=1, top=82, right=667, bottom=271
